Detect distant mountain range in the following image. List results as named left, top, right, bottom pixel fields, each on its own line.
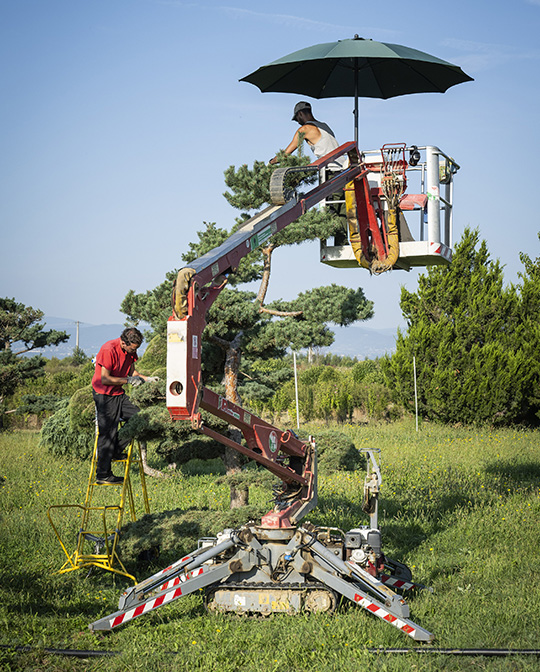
left=34, top=317, right=144, bottom=359
left=36, top=317, right=397, bottom=361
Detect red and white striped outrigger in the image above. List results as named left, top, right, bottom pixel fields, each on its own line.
left=90, top=524, right=434, bottom=642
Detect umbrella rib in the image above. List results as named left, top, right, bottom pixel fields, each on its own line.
left=382, top=60, right=454, bottom=94
left=258, top=62, right=307, bottom=93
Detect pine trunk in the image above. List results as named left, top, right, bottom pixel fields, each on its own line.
left=223, top=332, right=249, bottom=508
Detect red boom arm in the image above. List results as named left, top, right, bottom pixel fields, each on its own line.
left=166, top=143, right=364, bottom=527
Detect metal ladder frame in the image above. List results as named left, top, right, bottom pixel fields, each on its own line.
left=47, top=432, right=150, bottom=583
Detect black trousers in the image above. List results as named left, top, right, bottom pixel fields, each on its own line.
left=92, top=391, right=140, bottom=479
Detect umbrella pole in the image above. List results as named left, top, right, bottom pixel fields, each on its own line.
left=354, top=61, right=359, bottom=147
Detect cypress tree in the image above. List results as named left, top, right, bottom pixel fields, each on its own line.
left=383, top=228, right=531, bottom=425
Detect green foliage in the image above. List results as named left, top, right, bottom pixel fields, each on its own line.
left=351, top=359, right=384, bottom=384
left=135, top=333, right=167, bottom=375
left=297, top=428, right=364, bottom=473
left=293, top=284, right=374, bottom=327
left=204, top=288, right=272, bottom=356
left=268, top=285, right=374, bottom=352
left=517, top=234, right=540, bottom=419
left=68, top=385, right=96, bottom=432
left=316, top=376, right=354, bottom=423
left=71, top=346, right=89, bottom=366
left=0, top=297, right=69, bottom=355
left=271, top=207, right=343, bottom=248
left=238, top=357, right=294, bottom=413
left=3, top=425, right=540, bottom=668
left=9, top=359, right=94, bottom=430
left=222, top=155, right=347, bottom=286
left=0, top=350, right=47, bottom=403
left=118, top=506, right=268, bottom=569
left=268, top=360, right=396, bottom=424
left=24, top=364, right=92, bottom=397
left=300, top=364, right=339, bottom=385
left=0, top=297, right=69, bottom=425
left=118, top=401, right=227, bottom=467
left=223, top=152, right=315, bottom=212
left=383, top=228, right=538, bottom=426
left=16, top=393, right=64, bottom=416
left=39, top=399, right=95, bottom=459
left=40, top=384, right=97, bottom=459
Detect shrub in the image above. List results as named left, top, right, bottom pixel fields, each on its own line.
left=69, top=385, right=95, bottom=432
left=351, top=359, right=384, bottom=385
left=136, top=334, right=166, bottom=375
left=268, top=362, right=399, bottom=424
left=297, top=429, right=363, bottom=473
left=312, top=375, right=353, bottom=423
left=382, top=228, right=540, bottom=426
left=118, top=506, right=267, bottom=569
left=299, top=365, right=338, bottom=386
left=39, top=400, right=95, bottom=459
left=17, top=394, right=65, bottom=416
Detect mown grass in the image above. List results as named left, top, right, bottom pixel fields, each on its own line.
left=0, top=421, right=539, bottom=671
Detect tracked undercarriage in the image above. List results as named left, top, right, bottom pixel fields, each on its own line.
left=90, top=449, right=433, bottom=642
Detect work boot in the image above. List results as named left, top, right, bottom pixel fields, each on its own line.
left=96, top=474, right=124, bottom=485
left=112, top=452, right=128, bottom=461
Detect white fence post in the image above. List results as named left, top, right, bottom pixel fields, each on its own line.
left=293, top=351, right=300, bottom=430
left=413, top=355, right=419, bottom=432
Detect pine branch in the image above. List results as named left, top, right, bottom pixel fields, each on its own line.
left=260, top=307, right=303, bottom=317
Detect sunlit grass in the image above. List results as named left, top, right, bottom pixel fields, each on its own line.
left=1, top=422, right=540, bottom=671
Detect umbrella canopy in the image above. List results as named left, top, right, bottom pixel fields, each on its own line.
left=241, top=36, right=473, bottom=143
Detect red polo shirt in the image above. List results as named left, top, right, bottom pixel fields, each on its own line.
left=91, top=338, right=138, bottom=396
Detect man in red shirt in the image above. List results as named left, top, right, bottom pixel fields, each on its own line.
left=91, top=327, right=152, bottom=484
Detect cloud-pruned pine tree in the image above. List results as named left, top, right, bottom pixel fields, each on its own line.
left=121, top=155, right=374, bottom=506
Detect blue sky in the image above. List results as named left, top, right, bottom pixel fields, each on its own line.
left=1, top=0, right=539, bottom=333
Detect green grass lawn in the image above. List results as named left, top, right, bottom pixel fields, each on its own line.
left=1, top=420, right=539, bottom=671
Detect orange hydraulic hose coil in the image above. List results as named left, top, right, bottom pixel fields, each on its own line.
left=345, top=180, right=399, bottom=274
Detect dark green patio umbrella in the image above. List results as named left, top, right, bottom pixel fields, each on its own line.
left=240, top=36, right=473, bottom=144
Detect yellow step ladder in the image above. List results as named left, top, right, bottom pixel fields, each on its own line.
left=48, top=433, right=150, bottom=583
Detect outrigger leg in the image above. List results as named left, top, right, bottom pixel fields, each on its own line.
left=90, top=524, right=434, bottom=642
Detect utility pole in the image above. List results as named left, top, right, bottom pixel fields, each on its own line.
left=76, top=321, right=79, bottom=349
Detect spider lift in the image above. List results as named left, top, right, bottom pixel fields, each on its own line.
left=90, top=140, right=460, bottom=641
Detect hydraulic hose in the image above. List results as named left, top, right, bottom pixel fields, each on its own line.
left=345, top=180, right=399, bottom=274
left=172, top=267, right=196, bottom=319
left=345, top=181, right=370, bottom=270
left=2, top=644, right=539, bottom=659
left=370, top=208, right=399, bottom=275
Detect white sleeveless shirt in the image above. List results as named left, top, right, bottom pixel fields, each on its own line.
left=307, top=124, right=347, bottom=171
